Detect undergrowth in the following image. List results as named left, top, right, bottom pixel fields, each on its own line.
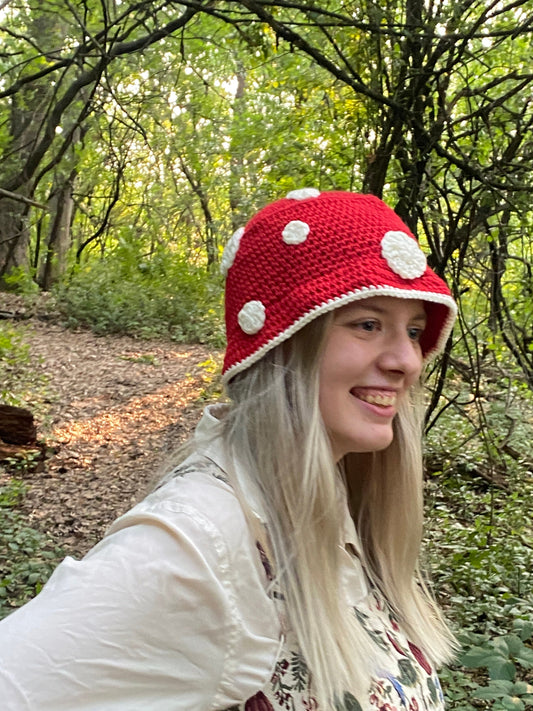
left=424, top=372, right=533, bottom=711
left=0, top=477, right=63, bottom=620
left=52, top=253, right=225, bottom=346
left=0, top=323, right=43, bottom=408
left=425, top=468, right=533, bottom=710
left=0, top=323, right=62, bottom=619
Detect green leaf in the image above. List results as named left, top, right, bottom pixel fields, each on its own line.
left=487, top=659, right=516, bottom=681
left=510, top=681, right=529, bottom=695
left=500, top=696, right=524, bottom=711
left=493, top=637, right=512, bottom=656
left=474, top=680, right=513, bottom=699
left=500, top=635, right=524, bottom=656
left=513, top=620, right=533, bottom=642
left=460, top=646, right=505, bottom=668
left=515, top=647, right=533, bottom=668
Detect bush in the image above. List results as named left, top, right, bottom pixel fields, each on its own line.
left=54, top=251, right=225, bottom=346
left=441, top=623, right=533, bottom=711
left=1, top=266, right=39, bottom=295
left=0, top=323, right=44, bottom=408
left=425, top=463, right=533, bottom=710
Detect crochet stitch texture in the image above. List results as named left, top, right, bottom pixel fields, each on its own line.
left=222, top=190, right=457, bottom=381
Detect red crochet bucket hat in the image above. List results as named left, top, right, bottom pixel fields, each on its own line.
left=221, top=188, right=457, bottom=381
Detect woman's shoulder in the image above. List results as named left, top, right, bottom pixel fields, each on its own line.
left=107, top=453, right=257, bottom=566
left=0, top=452, right=280, bottom=711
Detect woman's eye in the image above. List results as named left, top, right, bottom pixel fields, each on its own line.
left=356, top=320, right=378, bottom=332
left=408, top=327, right=424, bottom=341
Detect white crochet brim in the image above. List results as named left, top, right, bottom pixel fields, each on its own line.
left=222, top=285, right=457, bottom=383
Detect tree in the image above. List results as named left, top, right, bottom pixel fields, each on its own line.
left=1, top=0, right=532, bottom=423
left=0, top=0, right=201, bottom=283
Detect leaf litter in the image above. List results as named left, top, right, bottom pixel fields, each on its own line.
left=3, top=316, right=218, bottom=559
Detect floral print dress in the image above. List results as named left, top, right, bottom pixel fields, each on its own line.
left=225, top=543, right=445, bottom=711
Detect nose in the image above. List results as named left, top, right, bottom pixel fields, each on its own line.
left=377, top=331, right=423, bottom=381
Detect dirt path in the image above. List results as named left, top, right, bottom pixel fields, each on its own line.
left=9, top=317, right=219, bottom=558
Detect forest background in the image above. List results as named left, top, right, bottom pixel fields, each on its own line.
left=1, top=1, right=533, bottom=708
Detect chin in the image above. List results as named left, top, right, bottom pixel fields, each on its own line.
left=341, top=433, right=395, bottom=457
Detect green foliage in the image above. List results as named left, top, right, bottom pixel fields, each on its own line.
left=441, top=625, right=533, bottom=711
left=426, top=466, right=533, bottom=625
left=0, top=323, right=39, bottom=407
left=0, top=325, right=29, bottom=375
left=0, top=478, right=63, bottom=620
left=425, top=425, right=533, bottom=710
left=54, top=251, right=225, bottom=346
left=460, top=631, right=533, bottom=681
left=2, top=266, right=40, bottom=295
left=424, top=349, right=533, bottom=709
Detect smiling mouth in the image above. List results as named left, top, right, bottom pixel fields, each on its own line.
left=350, top=389, right=397, bottom=407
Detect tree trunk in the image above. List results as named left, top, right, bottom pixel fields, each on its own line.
left=0, top=62, right=46, bottom=286
left=39, top=171, right=76, bottom=290
left=0, top=196, right=31, bottom=287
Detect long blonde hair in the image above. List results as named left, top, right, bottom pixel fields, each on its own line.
left=221, top=311, right=455, bottom=708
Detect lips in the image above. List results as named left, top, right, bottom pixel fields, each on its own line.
left=350, top=388, right=397, bottom=407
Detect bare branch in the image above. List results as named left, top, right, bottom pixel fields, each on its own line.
left=237, top=0, right=403, bottom=112
left=0, top=188, right=48, bottom=210
left=1, top=3, right=201, bottom=194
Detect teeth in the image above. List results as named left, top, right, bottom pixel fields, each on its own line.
left=357, top=392, right=396, bottom=406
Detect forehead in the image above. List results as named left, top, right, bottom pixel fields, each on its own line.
left=333, top=295, right=427, bottom=320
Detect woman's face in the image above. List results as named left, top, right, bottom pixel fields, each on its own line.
left=318, top=296, right=426, bottom=461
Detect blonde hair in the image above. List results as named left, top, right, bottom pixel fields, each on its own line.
left=222, top=312, right=455, bottom=708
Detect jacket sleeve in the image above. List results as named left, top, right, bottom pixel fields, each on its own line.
left=0, top=487, right=280, bottom=711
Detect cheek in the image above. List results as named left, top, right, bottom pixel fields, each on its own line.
left=411, top=349, right=424, bottom=382
left=318, top=348, right=348, bottom=397
left=318, top=356, right=342, bottom=417
left=319, top=331, right=355, bottom=378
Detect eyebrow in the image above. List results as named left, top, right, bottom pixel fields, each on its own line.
left=337, top=303, right=428, bottom=323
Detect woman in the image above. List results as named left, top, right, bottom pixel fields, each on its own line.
left=0, top=189, right=457, bottom=711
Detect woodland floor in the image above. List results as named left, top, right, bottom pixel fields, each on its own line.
left=2, top=298, right=220, bottom=559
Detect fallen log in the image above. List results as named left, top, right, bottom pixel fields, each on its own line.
left=0, top=405, right=37, bottom=445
